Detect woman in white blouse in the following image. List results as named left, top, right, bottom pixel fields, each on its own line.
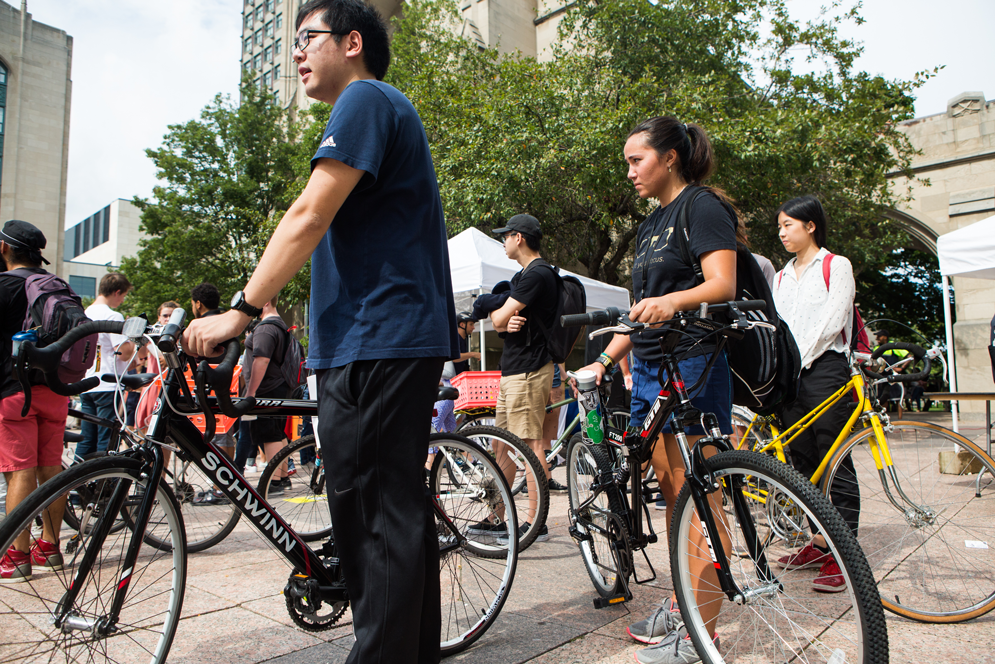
left=772, top=195, right=859, bottom=594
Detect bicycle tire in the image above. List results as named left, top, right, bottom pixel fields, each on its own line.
left=565, top=432, right=628, bottom=599
left=671, top=450, right=887, bottom=664
left=0, top=455, right=187, bottom=664
left=428, top=433, right=518, bottom=656
left=140, top=431, right=241, bottom=553
left=459, top=425, right=549, bottom=551
left=258, top=435, right=331, bottom=542
left=823, top=419, right=995, bottom=623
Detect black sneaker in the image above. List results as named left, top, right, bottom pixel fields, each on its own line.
left=547, top=478, right=568, bottom=493
left=192, top=490, right=230, bottom=506
left=268, top=478, right=292, bottom=496
left=467, top=519, right=507, bottom=535
left=499, top=522, right=550, bottom=543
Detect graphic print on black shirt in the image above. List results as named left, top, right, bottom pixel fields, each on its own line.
left=500, top=259, right=559, bottom=376
left=630, top=188, right=737, bottom=363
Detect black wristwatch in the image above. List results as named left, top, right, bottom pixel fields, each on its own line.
left=230, top=290, right=263, bottom=318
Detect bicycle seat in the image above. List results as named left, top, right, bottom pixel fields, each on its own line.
left=437, top=386, right=459, bottom=402
left=101, top=373, right=158, bottom=390
left=64, top=430, right=85, bottom=444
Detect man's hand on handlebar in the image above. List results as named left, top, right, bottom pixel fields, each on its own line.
left=183, top=309, right=252, bottom=358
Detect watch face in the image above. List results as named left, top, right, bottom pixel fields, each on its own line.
left=231, top=292, right=243, bottom=308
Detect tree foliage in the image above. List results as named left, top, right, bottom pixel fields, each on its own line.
left=120, top=78, right=302, bottom=318
left=855, top=247, right=950, bottom=343
left=385, top=0, right=931, bottom=287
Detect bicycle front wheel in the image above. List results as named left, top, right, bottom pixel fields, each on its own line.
left=258, top=435, right=331, bottom=541
left=566, top=433, right=628, bottom=599
left=823, top=420, right=995, bottom=622
left=0, top=456, right=187, bottom=664
left=459, top=425, right=548, bottom=551
left=672, top=450, right=887, bottom=664
left=428, top=433, right=517, bottom=656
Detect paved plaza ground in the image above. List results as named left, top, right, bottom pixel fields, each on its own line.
left=150, top=411, right=995, bottom=664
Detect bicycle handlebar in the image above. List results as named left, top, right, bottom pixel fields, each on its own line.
left=561, top=300, right=768, bottom=330
left=196, top=339, right=256, bottom=420
left=865, top=341, right=931, bottom=383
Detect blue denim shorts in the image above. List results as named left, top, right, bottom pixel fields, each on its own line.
left=629, top=352, right=733, bottom=436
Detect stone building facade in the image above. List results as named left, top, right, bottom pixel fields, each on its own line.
left=890, top=92, right=995, bottom=417
left=61, top=199, right=144, bottom=299
left=0, top=1, right=71, bottom=274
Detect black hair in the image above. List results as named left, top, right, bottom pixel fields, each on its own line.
left=296, top=0, right=390, bottom=81
left=628, top=116, right=735, bottom=209
left=190, top=282, right=221, bottom=310
left=777, top=195, right=829, bottom=249
left=3, top=243, right=42, bottom=268
left=522, top=232, right=541, bottom=253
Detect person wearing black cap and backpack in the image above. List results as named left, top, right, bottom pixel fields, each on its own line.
left=487, top=214, right=560, bottom=543
left=0, top=220, right=70, bottom=583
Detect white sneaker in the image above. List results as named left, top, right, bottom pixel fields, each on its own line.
left=244, top=463, right=258, bottom=474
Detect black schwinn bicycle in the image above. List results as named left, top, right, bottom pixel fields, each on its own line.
left=562, top=303, right=889, bottom=664
left=0, top=310, right=518, bottom=663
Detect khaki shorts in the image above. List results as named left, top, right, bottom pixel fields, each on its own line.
left=496, top=362, right=554, bottom=440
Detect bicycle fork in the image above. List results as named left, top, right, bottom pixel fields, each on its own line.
left=55, top=447, right=167, bottom=637
left=864, top=417, right=937, bottom=527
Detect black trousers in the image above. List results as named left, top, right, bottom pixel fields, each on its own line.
left=781, top=351, right=860, bottom=537
left=316, top=357, right=444, bottom=664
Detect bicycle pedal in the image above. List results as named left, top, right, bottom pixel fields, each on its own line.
left=568, top=525, right=590, bottom=544
left=593, top=592, right=631, bottom=609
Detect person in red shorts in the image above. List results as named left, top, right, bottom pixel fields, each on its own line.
left=0, top=220, right=69, bottom=583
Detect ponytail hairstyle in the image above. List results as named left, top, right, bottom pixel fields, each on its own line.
left=628, top=116, right=737, bottom=210
left=776, top=195, right=828, bottom=249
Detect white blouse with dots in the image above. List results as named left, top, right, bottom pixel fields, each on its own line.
left=773, top=246, right=855, bottom=371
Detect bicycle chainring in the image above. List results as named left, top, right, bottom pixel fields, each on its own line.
left=284, top=574, right=348, bottom=632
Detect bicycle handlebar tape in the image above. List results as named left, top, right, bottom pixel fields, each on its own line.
left=195, top=359, right=218, bottom=443
left=204, top=339, right=256, bottom=418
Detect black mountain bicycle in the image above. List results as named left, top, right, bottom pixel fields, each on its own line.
left=0, top=310, right=517, bottom=663
left=562, top=303, right=888, bottom=664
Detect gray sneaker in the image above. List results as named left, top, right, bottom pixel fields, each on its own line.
left=626, top=598, right=683, bottom=644
left=635, top=626, right=718, bottom=664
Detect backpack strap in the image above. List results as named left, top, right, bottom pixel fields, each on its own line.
left=255, top=318, right=289, bottom=364
left=822, top=253, right=835, bottom=290
left=673, top=186, right=711, bottom=286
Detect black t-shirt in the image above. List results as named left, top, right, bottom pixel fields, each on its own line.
left=0, top=267, right=47, bottom=399
left=246, top=317, right=290, bottom=398
left=453, top=334, right=470, bottom=376
left=500, top=259, right=559, bottom=376
left=630, top=188, right=737, bottom=363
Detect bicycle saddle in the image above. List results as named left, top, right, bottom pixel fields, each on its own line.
left=437, top=386, right=459, bottom=401
left=101, top=373, right=158, bottom=390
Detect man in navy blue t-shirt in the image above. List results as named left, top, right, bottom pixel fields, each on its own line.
left=184, top=1, right=458, bottom=661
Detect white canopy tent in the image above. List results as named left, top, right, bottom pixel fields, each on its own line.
left=448, top=228, right=632, bottom=369
left=935, top=214, right=995, bottom=431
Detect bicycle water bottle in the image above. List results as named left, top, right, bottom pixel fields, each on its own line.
left=572, top=369, right=604, bottom=444
left=11, top=329, right=38, bottom=358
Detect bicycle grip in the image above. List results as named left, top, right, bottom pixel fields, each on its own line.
left=44, top=374, right=100, bottom=397
left=561, top=307, right=624, bottom=328
left=866, top=342, right=930, bottom=383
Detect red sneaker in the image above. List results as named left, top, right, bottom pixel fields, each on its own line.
left=30, top=539, right=64, bottom=572
left=1, top=547, right=32, bottom=584
left=812, top=558, right=847, bottom=593
left=776, top=543, right=830, bottom=570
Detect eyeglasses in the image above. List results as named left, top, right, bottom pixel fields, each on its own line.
left=293, top=29, right=348, bottom=53
left=501, top=232, right=518, bottom=244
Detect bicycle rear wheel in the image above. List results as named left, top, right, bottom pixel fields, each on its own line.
left=565, top=433, right=628, bottom=599
left=0, top=456, right=187, bottom=664
left=671, top=450, right=887, bottom=664
left=823, top=420, right=995, bottom=622
left=428, top=434, right=517, bottom=656
left=258, top=435, right=331, bottom=541
left=459, top=425, right=548, bottom=551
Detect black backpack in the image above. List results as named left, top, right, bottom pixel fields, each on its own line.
left=674, top=188, right=801, bottom=415
left=256, top=319, right=307, bottom=397
left=525, top=259, right=587, bottom=364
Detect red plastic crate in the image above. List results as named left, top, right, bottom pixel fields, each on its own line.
left=451, top=371, right=501, bottom=410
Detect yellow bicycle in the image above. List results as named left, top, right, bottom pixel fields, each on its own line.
left=737, top=342, right=995, bottom=623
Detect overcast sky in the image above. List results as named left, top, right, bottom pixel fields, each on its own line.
left=23, top=0, right=995, bottom=227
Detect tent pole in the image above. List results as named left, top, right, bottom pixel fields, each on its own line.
left=478, top=288, right=487, bottom=371
left=942, top=276, right=959, bottom=432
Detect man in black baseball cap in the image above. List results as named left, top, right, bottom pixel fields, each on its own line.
left=0, top=220, right=50, bottom=267
left=491, top=213, right=542, bottom=241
